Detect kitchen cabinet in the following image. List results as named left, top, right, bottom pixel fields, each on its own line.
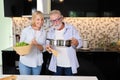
left=4, top=0, right=23, bottom=17
left=2, top=48, right=19, bottom=74
left=4, top=0, right=50, bottom=17
left=2, top=48, right=120, bottom=80
left=4, top=0, right=37, bottom=17
left=76, top=49, right=120, bottom=80
left=4, top=0, right=36, bottom=17
left=51, top=0, right=120, bottom=17
left=1, top=48, right=52, bottom=75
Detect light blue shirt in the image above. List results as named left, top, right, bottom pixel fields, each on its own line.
left=47, top=23, right=82, bottom=74
left=20, top=26, right=46, bottom=67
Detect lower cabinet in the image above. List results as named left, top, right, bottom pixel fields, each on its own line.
left=2, top=50, right=19, bottom=74
left=2, top=49, right=120, bottom=80
left=77, top=51, right=120, bottom=80
left=1, top=50, right=51, bottom=75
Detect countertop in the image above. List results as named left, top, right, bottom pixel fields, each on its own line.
left=0, top=75, right=98, bottom=80
left=2, top=47, right=14, bottom=51
left=2, top=47, right=120, bottom=53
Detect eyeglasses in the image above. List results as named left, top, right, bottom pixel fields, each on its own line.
left=50, top=17, right=62, bottom=23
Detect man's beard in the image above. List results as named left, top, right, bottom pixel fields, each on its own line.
left=54, top=23, right=62, bottom=30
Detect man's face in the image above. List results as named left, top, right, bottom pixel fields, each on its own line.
left=50, top=14, right=62, bottom=29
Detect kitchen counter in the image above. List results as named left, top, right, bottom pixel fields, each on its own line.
left=0, top=75, right=98, bottom=80
left=2, top=47, right=120, bottom=53
left=2, top=47, right=14, bottom=51
left=76, top=48, right=120, bottom=53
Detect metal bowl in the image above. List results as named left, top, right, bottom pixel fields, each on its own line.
left=49, top=39, right=71, bottom=47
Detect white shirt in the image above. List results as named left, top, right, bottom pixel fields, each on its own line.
left=55, top=28, right=71, bottom=67
left=47, top=23, right=83, bottom=74
left=20, top=26, right=46, bottom=67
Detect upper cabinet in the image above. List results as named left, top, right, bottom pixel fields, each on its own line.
left=51, top=0, right=120, bottom=17
left=4, top=0, right=120, bottom=17
left=4, top=0, right=23, bottom=17
left=4, top=0, right=50, bottom=17
left=22, top=0, right=36, bottom=16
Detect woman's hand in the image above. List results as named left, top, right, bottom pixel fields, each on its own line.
left=31, top=38, right=43, bottom=51
left=31, top=38, right=38, bottom=46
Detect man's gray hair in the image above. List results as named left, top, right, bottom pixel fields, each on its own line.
left=49, top=10, right=62, bottom=16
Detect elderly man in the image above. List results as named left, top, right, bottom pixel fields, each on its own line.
left=46, top=10, right=82, bottom=75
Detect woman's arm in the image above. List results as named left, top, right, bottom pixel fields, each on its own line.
left=31, top=39, right=44, bottom=51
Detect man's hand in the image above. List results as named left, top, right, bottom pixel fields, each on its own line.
left=46, top=45, right=58, bottom=56
left=71, top=37, right=79, bottom=47
left=46, top=45, right=52, bottom=53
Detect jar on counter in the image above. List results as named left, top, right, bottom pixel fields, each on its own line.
left=83, top=39, right=88, bottom=48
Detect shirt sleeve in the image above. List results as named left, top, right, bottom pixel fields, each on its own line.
left=72, top=26, right=83, bottom=49
left=41, top=30, right=47, bottom=52
left=20, top=29, right=26, bottom=42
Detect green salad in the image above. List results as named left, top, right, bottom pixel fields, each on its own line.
left=15, top=42, right=29, bottom=47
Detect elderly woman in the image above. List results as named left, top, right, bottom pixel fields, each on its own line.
left=19, top=11, right=46, bottom=75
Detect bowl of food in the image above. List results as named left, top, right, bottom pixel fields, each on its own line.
left=13, top=42, right=32, bottom=56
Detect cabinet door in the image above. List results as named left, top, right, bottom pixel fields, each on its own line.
left=2, top=51, right=19, bottom=74
left=4, top=0, right=23, bottom=17
left=22, top=0, right=37, bottom=15
left=4, top=0, right=37, bottom=17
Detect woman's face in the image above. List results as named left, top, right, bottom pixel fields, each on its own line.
left=34, top=15, right=44, bottom=28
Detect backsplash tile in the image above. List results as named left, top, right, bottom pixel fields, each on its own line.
left=12, top=17, right=120, bottom=48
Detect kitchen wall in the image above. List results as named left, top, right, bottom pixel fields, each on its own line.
left=13, top=17, right=120, bottom=49
left=64, top=17, right=120, bottom=48
left=0, top=0, right=13, bottom=65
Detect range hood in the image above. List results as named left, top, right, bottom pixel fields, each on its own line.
left=22, top=0, right=51, bottom=17
left=37, top=0, right=50, bottom=15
